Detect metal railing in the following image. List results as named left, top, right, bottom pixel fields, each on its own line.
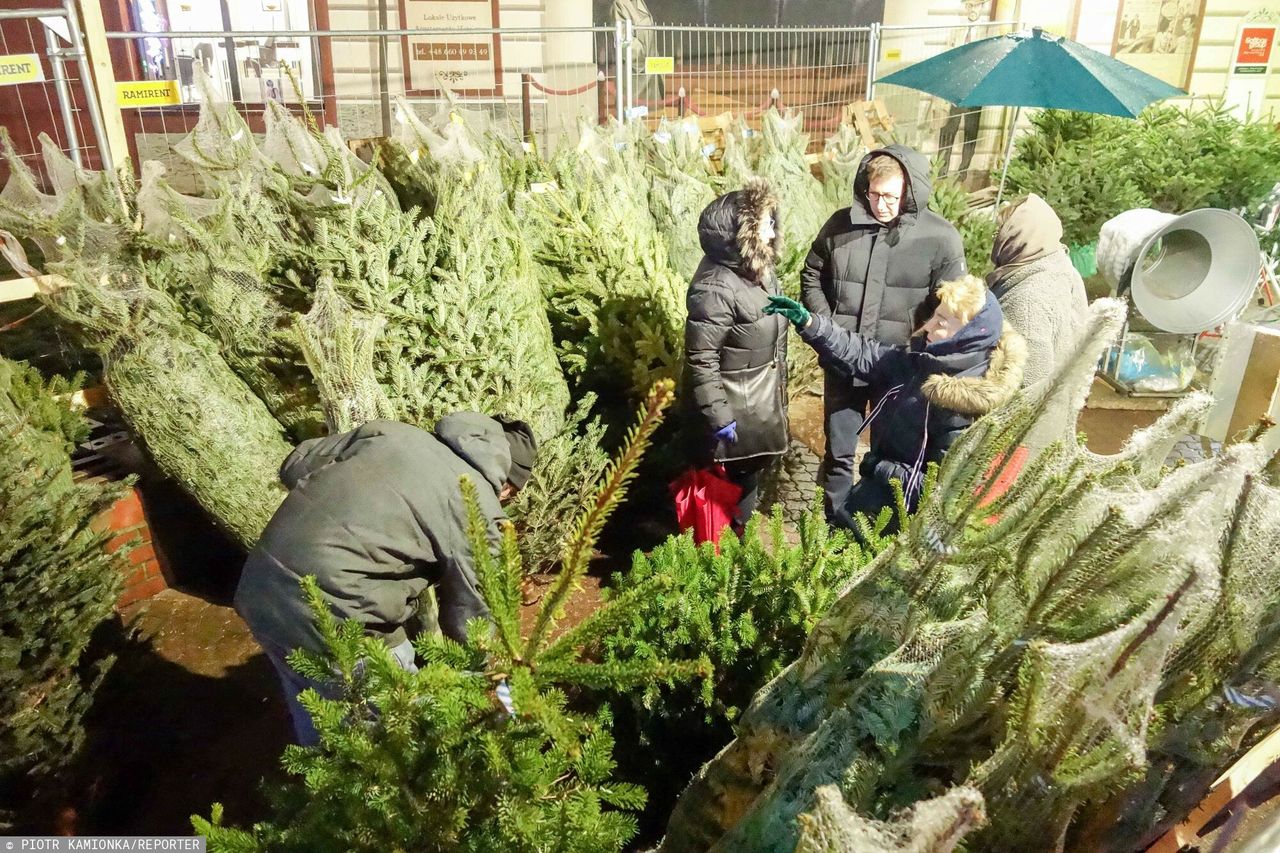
left=0, top=3, right=112, bottom=181
left=0, top=17, right=1030, bottom=196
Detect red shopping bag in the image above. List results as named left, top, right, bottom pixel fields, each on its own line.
left=670, top=466, right=743, bottom=549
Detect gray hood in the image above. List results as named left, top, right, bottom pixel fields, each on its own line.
left=434, top=412, right=512, bottom=493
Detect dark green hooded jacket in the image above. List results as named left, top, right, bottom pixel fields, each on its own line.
left=234, top=414, right=509, bottom=657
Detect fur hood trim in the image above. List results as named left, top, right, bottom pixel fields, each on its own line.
left=736, top=177, right=782, bottom=282
left=921, top=328, right=1027, bottom=415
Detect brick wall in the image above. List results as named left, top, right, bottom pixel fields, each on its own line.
left=96, top=487, right=169, bottom=610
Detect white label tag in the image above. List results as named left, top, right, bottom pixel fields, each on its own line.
left=701, top=143, right=717, bottom=157
left=626, top=105, right=649, bottom=120
left=530, top=181, right=558, bottom=194
left=654, top=130, right=672, bottom=144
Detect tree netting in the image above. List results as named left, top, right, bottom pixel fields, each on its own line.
left=644, top=117, right=718, bottom=281
left=374, top=96, right=570, bottom=439
left=659, top=298, right=1280, bottom=852
left=820, top=123, right=866, bottom=211
left=0, top=135, right=290, bottom=548
left=517, top=118, right=687, bottom=401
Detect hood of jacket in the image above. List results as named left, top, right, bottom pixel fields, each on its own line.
left=697, top=177, right=783, bottom=282
left=922, top=325, right=1027, bottom=415
left=850, top=144, right=933, bottom=230
left=434, top=412, right=512, bottom=494
left=990, top=193, right=1067, bottom=277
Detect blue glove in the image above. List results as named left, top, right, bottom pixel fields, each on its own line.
left=714, top=421, right=738, bottom=444
left=764, top=295, right=811, bottom=330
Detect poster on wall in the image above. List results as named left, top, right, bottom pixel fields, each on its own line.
left=1111, top=0, right=1204, bottom=91
left=401, top=0, right=502, bottom=96
left=1224, top=18, right=1278, bottom=119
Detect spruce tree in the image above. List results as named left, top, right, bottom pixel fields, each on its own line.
left=518, top=120, right=686, bottom=401
left=0, top=135, right=291, bottom=549
left=0, top=358, right=127, bottom=827
left=643, top=118, right=718, bottom=280
left=659, top=299, right=1280, bottom=852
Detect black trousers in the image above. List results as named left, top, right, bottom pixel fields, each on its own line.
left=833, top=475, right=899, bottom=543
left=937, top=105, right=981, bottom=178
left=723, top=455, right=772, bottom=526
left=820, top=375, right=872, bottom=526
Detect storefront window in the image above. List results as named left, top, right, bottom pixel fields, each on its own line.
left=131, top=0, right=317, bottom=104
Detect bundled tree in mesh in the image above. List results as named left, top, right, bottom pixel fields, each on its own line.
left=357, top=98, right=569, bottom=439
left=644, top=118, right=719, bottom=281
left=819, top=123, right=866, bottom=211
left=193, top=381, right=707, bottom=852
left=718, top=118, right=763, bottom=190
left=134, top=163, right=326, bottom=440
left=754, top=109, right=830, bottom=269
left=0, top=135, right=290, bottom=549
left=0, top=358, right=125, bottom=827
left=658, top=299, right=1280, bottom=852
left=517, top=119, right=686, bottom=401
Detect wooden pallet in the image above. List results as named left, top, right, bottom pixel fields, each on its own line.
left=1146, top=725, right=1280, bottom=852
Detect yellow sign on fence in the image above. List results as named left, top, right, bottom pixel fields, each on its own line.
left=115, top=80, right=181, bottom=107
left=0, top=54, right=44, bottom=86
left=645, top=56, right=675, bottom=75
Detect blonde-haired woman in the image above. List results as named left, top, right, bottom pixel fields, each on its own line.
left=766, top=275, right=1027, bottom=535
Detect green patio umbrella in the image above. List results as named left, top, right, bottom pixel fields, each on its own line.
left=877, top=26, right=1185, bottom=206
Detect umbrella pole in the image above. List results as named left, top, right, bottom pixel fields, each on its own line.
left=995, top=105, right=1021, bottom=210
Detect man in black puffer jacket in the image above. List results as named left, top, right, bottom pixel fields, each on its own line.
left=801, top=144, right=966, bottom=523
left=234, top=413, right=536, bottom=745
left=683, top=177, right=789, bottom=523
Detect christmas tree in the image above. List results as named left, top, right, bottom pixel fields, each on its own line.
left=0, top=358, right=126, bottom=827
left=644, top=118, right=718, bottom=281
left=0, top=134, right=291, bottom=548
left=659, top=299, right=1280, bottom=851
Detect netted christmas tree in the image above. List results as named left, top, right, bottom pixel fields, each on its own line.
left=644, top=118, right=719, bottom=281
left=193, top=381, right=708, bottom=852
left=371, top=98, right=569, bottom=438
left=753, top=108, right=830, bottom=276
left=0, top=134, right=291, bottom=548
left=819, top=123, right=865, bottom=211
left=658, top=298, right=1280, bottom=852
left=518, top=119, right=686, bottom=401
left=0, top=358, right=126, bottom=827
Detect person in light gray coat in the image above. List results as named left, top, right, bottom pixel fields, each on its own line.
left=683, top=177, right=788, bottom=523
left=234, top=413, right=536, bottom=744
left=987, top=193, right=1090, bottom=386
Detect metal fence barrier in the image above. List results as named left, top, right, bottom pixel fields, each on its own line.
left=2, top=16, right=1026, bottom=195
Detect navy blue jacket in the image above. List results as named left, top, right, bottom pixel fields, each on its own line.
left=798, top=292, right=1026, bottom=499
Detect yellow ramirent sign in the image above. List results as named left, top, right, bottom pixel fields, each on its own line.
left=0, top=54, right=44, bottom=86
left=115, top=80, right=181, bottom=107
left=645, top=56, right=675, bottom=75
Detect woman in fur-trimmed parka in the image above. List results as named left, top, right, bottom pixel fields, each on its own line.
left=683, top=177, right=789, bottom=524
left=767, top=275, right=1026, bottom=536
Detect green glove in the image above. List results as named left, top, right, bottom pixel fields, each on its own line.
left=764, top=295, right=811, bottom=330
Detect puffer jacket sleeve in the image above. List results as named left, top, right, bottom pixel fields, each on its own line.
left=933, top=227, right=968, bottom=286
left=801, top=217, right=836, bottom=316
left=799, top=313, right=890, bottom=381
left=685, top=280, right=737, bottom=430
